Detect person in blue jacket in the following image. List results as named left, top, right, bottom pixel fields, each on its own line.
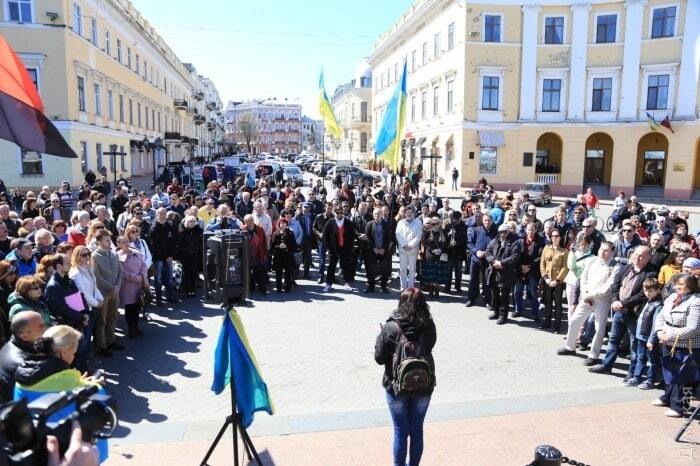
left=466, top=213, right=498, bottom=307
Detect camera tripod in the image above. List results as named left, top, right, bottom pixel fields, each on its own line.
left=200, top=379, right=262, bottom=466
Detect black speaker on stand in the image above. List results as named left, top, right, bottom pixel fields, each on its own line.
left=203, top=230, right=249, bottom=305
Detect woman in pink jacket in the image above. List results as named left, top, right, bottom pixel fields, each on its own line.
left=116, top=235, right=148, bottom=339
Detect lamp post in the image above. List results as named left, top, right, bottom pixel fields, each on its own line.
left=151, top=137, right=163, bottom=189
left=103, top=144, right=127, bottom=187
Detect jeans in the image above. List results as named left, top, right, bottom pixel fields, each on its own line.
left=602, top=311, right=638, bottom=375
left=153, top=260, right=174, bottom=304
left=317, top=242, right=327, bottom=277
left=446, top=258, right=462, bottom=291
left=451, top=178, right=458, bottom=190
left=646, top=342, right=662, bottom=383
left=632, top=337, right=649, bottom=378
left=514, top=274, right=540, bottom=318
left=660, top=345, right=700, bottom=413
left=385, top=391, right=431, bottom=466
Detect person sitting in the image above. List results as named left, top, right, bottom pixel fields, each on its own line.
left=13, top=325, right=108, bottom=462
left=0, top=311, right=46, bottom=402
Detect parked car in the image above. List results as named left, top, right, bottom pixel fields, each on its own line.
left=313, top=162, right=335, bottom=176
left=326, top=166, right=382, bottom=185
left=282, top=164, right=304, bottom=185
left=517, top=182, right=552, bottom=206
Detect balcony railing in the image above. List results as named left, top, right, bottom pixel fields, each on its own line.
left=206, top=101, right=217, bottom=111
left=194, top=115, right=206, bottom=125
left=536, top=173, right=560, bottom=185
left=189, top=138, right=199, bottom=146
left=173, top=99, right=188, bottom=110
left=181, top=136, right=190, bottom=144
left=193, top=91, right=204, bottom=101
left=164, top=132, right=181, bottom=142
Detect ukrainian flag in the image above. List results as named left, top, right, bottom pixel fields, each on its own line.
left=319, top=70, right=342, bottom=139
left=212, top=308, right=274, bottom=428
left=374, top=61, right=407, bottom=171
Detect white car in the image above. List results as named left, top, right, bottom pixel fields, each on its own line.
left=283, top=165, right=304, bottom=184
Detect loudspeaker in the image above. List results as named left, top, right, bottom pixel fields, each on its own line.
left=203, top=230, right=250, bottom=305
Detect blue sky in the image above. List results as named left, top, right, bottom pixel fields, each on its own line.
left=130, top=0, right=414, bottom=118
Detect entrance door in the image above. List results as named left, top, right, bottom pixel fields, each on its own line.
left=584, top=149, right=605, bottom=184
left=642, top=150, right=666, bottom=186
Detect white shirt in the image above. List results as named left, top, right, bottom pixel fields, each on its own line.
left=580, top=257, right=617, bottom=301
left=253, top=212, right=273, bottom=247
left=69, top=266, right=104, bottom=308
left=395, top=218, right=423, bottom=254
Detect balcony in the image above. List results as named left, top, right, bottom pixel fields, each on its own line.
left=206, top=101, right=217, bottom=111
left=536, top=173, right=560, bottom=185
left=164, top=132, right=181, bottom=143
left=206, top=122, right=215, bottom=131
left=189, top=138, right=199, bottom=146
left=181, top=136, right=190, bottom=144
left=173, top=99, right=188, bottom=110
left=194, top=115, right=206, bottom=125
left=193, top=91, right=204, bottom=101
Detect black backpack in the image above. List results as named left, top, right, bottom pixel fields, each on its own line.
left=391, top=324, right=433, bottom=396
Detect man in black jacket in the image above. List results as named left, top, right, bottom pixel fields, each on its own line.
left=466, top=214, right=497, bottom=307
left=485, top=225, right=522, bottom=324
left=444, top=211, right=467, bottom=293
left=322, top=207, right=356, bottom=292
left=313, top=202, right=334, bottom=283
left=590, top=246, right=655, bottom=377
left=350, top=202, right=371, bottom=282
left=296, top=203, right=316, bottom=279
left=0, top=311, right=45, bottom=402
left=365, top=209, right=393, bottom=293
left=150, top=208, right=177, bottom=306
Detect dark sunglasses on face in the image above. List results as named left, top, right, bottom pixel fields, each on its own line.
left=80, top=252, right=91, bottom=257
left=622, top=229, right=633, bottom=233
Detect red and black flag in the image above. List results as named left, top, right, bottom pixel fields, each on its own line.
left=0, top=34, right=76, bottom=158
left=660, top=114, right=675, bottom=134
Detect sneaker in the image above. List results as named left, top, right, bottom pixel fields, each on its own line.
left=664, top=409, right=682, bottom=418
left=582, top=357, right=600, bottom=367
left=638, top=380, right=656, bottom=390
left=323, top=285, right=332, bottom=292
left=588, top=364, right=612, bottom=374
left=557, top=348, right=576, bottom=356
left=343, top=283, right=353, bottom=291
left=624, top=377, right=641, bottom=387
left=651, top=398, right=668, bottom=407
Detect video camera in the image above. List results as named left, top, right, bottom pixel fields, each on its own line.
left=0, top=385, right=117, bottom=466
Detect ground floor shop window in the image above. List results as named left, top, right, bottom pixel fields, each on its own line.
left=642, top=150, right=665, bottom=186
left=21, top=150, right=43, bottom=175
left=479, top=147, right=497, bottom=175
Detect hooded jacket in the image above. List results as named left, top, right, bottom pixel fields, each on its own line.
left=7, top=292, right=53, bottom=328
left=374, top=310, right=436, bottom=394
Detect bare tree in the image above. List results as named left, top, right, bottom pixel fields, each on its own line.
left=238, top=112, right=257, bottom=154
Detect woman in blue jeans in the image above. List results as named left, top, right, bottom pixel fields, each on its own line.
left=375, top=288, right=436, bottom=466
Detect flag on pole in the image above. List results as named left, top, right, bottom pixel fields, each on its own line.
left=374, top=61, right=407, bottom=171
left=0, top=34, right=77, bottom=158
left=646, top=112, right=661, bottom=132
left=318, top=70, right=342, bottom=139
left=212, top=308, right=274, bottom=428
left=660, top=114, right=675, bottom=133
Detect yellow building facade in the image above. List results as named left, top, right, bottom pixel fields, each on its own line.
left=371, top=0, right=700, bottom=199
left=0, top=0, right=220, bottom=189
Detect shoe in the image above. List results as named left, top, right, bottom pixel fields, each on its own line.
left=316, top=277, right=324, bottom=284
left=455, top=288, right=461, bottom=294
left=381, top=288, right=390, bottom=294
left=624, top=377, right=641, bottom=387
left=664, top=409, right=682, bottom=418
left=97, top=348, right=113, bottom=358
left=582, top=357, right=600, bottom=367
left=638, top=380, right=656, bottom=390
left=622, top=375, right=632, bottom=383
left=156, top=301, right=164, bottom=308
left=343, top=284, right=353, bottom=291
left=260, top=288, right=269, bottom=296
left=538, top=323, right=551, bottom=330
left=557, top=348, right=576, bottom=356
left=652, top=398, right=668, bottom=407
left=496, top=316, right=507, bottom=325
left=109, top=342, right=125, bottom=351
left=488, top=312, right=499, bottom=320
left=323, top=285, right=332, bottom=292
left=364, top=287, right=375, bottom=293
left=464, top=300, right=473, bottom=307
left=512, top=311, right=521, bottom=318
left=588, top=364, right=612, bottom=374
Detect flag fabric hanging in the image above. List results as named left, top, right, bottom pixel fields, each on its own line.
left=646, top=112, right=661, bottom=132
left=318, top=70, right=342, bottom=139
left=374, top=62, right=407, bottom=171
left=0, top=34, right=77, bottom=158
left=212, top=308, right=274, bottom=428
left=660, top=114, right=675, bottom=133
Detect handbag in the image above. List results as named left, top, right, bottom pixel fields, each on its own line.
left=662, top=336, right=700, bottom=385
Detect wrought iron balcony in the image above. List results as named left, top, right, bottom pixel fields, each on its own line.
left=164, top=132, right=181, bottom=142
left=173, top=99, right=188, bottom=110
left=193, top=91, right=204, bottom=101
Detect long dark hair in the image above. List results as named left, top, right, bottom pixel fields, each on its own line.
left=395, top=288, right=431, bottom=327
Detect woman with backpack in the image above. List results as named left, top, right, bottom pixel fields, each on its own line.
left=375, top=288, right=436, bottom=466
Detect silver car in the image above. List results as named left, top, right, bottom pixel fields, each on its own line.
left=517, top=182, right=553, bottom=206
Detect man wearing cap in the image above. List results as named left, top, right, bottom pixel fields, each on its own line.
left=485, top=224, right=522, bottom=324
left=5, top=239, right=37, bottom=277
left=683, top=257, right=700, bottom=278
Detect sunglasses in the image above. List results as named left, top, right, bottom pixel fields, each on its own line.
left=80, top=252, right=91, bottom=257
left=622, top=229, right=633, bottom=233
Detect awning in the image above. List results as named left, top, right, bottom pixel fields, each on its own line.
left=477, top=130, right=505, bottom=148
left=416, top=136, right=426, bottom=146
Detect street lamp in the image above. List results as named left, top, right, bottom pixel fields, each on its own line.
left=151, top=137, right=163, bottom=189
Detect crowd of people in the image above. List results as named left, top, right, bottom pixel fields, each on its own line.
left=0, top=168, right=697, bottom=464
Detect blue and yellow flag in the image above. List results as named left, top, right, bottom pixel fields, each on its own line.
left=646, top=112, right=661, bottom=131
left=212, top=308, right=274, bottom=428
left=319, top=70, right=342, bottom=139
left=374, top=61, right=407, bottom=171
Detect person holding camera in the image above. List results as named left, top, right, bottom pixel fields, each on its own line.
left=13, top=325, right=107, bottom=462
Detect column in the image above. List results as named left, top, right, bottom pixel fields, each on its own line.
left=618, top=0, right=647, bottom=119
left=568, top=4, right=591, bottom=120
left=519, top=5, right=541, bottom=121
left=676, top=0, right=700, bottom=118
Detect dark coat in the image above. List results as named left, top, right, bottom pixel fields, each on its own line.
left=177, top=225, right=203, bottom=259
left=366, top=220, right=393, bottom=251
left=149, top=221, right=177, bottom=261
left=0, top=336, right=36, bottom=402
left=484, top=234, right=522, bottom=287
left=271, top=228, right=296, bottom=269
left=313, top=213, right=333, bottom=246
left=45, top=272, right=85, bottom=329
left=611, top=263, right=657, bottom=316
left=321, top=217, right=356, bottom=256
left=444, top=221, right=468, bottom=261
left=519, top=234, right=546, bottom=279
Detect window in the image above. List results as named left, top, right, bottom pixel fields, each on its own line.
left=411, top=50, right=416, bottom=72
left=144, top=60, right=148, bottom=80
left=447, top=80, right=454, bottom=112
left=479, top=148, right=497, bottom=175
left=118, top=94, right=124, bottom=122
left=422, top=42, right=428, bottom=65
left=128, top=98, right=133, bottom=125
left=646, top=74, right=669, bottom=109
left=596, top=14, right=616, bottom=43
left=21, top=149, right=42, bottom=175
left=536, top=150, right=550, bottom=168
left=72, top=3, right=82, bottom=35
left=544, top=16, right=564, bottom=44
left=433, top=86, right=440, bottom=116
left=421, top=91, right=427, bottom=119
left=77, top=76, right=86, bottom=112
left=135, top=54, right=140, bottom=74
left=591, top=77, right=612, bottom=111
left=481, top=76, right=499, bottom=110
left=127, top=48, right=131, bottom=69
left=120, top=146, right=126, bottom=171
left=116, top=39, right=122, bottom=63
left=107, top=90, right=113, bottom=120
left=651, top=7, right=676, bottom=38
left=360, top=101, right=368, bottom=122
left=96, top=143, right=103, bottom=170
left=447, top=22, right=455, bottom=50
left=157, top=111, right=161, bottom=132
left=7, top=0, right=32, bottom=22
left=542, top=79, right=561, bottom=112
left=104, top=30, right=110, bottom=55
left=90, top=17, right=97, bottom=45
left=433, top=33, right=440, bottom=58
left=484, top=15, right=501, bottom=42
left=80, top=141, right=88, bottom=173
left=151, top=109, right=155, bottom=130
left=411, top=95, right=416, bottom=121
left=26, top=68, right=38, bottom=90
left=360, top=132, right=367, bottom=152
left=93, top=83, right=101, bottom=116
